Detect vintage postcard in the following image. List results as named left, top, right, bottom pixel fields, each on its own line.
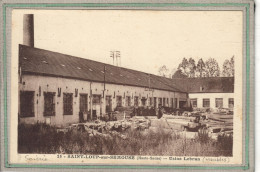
left=0, top=0, right=255, bottom=171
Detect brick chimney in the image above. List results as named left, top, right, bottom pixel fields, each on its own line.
left=23, top=14, right=34, bottom=47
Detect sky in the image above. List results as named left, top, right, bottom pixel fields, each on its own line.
left=12, top=10, right=243, bottom=75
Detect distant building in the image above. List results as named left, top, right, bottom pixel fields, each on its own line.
left=171, top=77, right=234, bottom=109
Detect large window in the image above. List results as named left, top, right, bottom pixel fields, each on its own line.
left=229, top=98, right=234, bottom=108
left=116, top=96, right=122, bottom=107
left=171, top=98, right=174, bottom=107
left=203, top=98, right=210, bottom=108
left=149, top=97, right=153, bottom=106
left=134, top=96, right=139, bottom=106
left=63, top=93, right=73, bottom=115
left=163, top=98, right=166, bottom=106
left=174, top=98, right=178, bottom=108
left=141, top=97, right=146, bottom=106
left=80, top=94, right=88, bottom=113
left=190, top=99, right=197, bottom=108
left=158, top=98, right=162, bottom=105
left=125, top=96, right=131, bottom=107
left=215, top=98, right=223, bottom=108
left=20, top=91, right=34, bottom=117
left=44, top=92, right=55, bottom=116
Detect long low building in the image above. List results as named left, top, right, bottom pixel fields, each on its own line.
left=18, top=14, right=234, bottom=127
left=19, top=44, right=188, bottom=126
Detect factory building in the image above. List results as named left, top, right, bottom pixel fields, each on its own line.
left=18, top=14, right=234, bottom=127
left=19, top=44, right=188, bottom=126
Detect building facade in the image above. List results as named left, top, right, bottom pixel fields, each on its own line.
left=18, top=14, right=234, bottom=127
left=172, top=77, right=234, bottom=109
left=189, top=93, right=234, bottom=109
left=19, top=45, right=187, bottom=127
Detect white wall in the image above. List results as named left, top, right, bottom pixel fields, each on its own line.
left=19, top=74, right=187, bottom=126
left=188, top=92, right=234, bottom=109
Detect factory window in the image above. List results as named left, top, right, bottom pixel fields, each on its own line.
left=215, top=98, right=223, bottom=108
left=80, top=94, right=88, bottom=113
left=92, top=95, right=101, bottom=104
left=116, top=96, right=122, bottom=107
left=44, top=92, right=55, bottom=116
left=106, top=96, right=112, bottom=113
left=190, top=99, right=197, bottom=108
left=134, top=96, right=139, bottom=106
left=141, top=97, right=146, bottom=106
left=229, top=98, right=234, bottom=108
left=125, top=96, right=131, bottom=107
left=163, top=98, right=166, bottom=106
left=20, top=91, right=34, bottom=117
left=171, top=98, right=174, bottom=107
left=167, top=98, right=169, bottom=105
left=63, top=93, right=73, bottom=115
left=149, top=97, right=153, bottom=106
left=203, top=99, right=210, bottom=108
left=174, top=98, right=178, bottom=108
left=158, top=98, right=162, bottom=106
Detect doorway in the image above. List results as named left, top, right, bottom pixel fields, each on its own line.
left=106, top=96, right=112, bottom=113
left=79, top=94, right=88, bottom=122
left=153, top=97, right=157, bottom=108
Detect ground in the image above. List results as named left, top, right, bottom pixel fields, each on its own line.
left=18, top=110, right=233, bottom=156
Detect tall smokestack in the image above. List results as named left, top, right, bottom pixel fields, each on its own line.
left=23, top=14, right=34, bottom=47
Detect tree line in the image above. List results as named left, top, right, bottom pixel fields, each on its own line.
left=158, top=56, right=234, bottom=78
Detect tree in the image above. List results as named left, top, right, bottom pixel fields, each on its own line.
left=172, top=69, right=188, bottom=78
left=222, top=60, right=232, bottom=76
left=187, top=58, right=196, bottom=77
left=169, top=68, right=177, bottom=78
left=177, top=58, right=189, bottom=76
left=158, top=65, right=169, bottom=77
left=230, top=56, right=235, bottom=76
left=196, top=58, right=206, bottom=77
left=222, top=56, right=235, bottom=77
left=205, top=58, right=220, bottom=77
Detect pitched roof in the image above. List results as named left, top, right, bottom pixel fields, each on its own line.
left=19, top=44, right=183, bottom=92
left=171, top=77, right=234, bottom=93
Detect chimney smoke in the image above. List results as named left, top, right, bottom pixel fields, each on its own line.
left=23, top=14, right=34, bottom=47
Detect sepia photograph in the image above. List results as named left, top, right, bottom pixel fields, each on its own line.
left=0, top=1, right=255, bottom=170
left=17, top=10, right=237, bottom=156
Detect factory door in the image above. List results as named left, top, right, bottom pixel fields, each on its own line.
left=79, top=94, right=88, bottom=113
left=158, top=98, right=162, bottom=106
left=174, top=98, right=178, bottom=108
left=92, top=95, right=101, bottom=119
left=106, top=96, right=112, bottom=113
left=79, top=94, right=88, bottom=122
left=141, top=97, right=147, bottom=106
left=134, top=96, right=139, bottom=107
left=153, top=97, right=157, bottom=108
left=179, top=101, right=187, bottom=108
left=163, top=98, right=166, bottom=106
